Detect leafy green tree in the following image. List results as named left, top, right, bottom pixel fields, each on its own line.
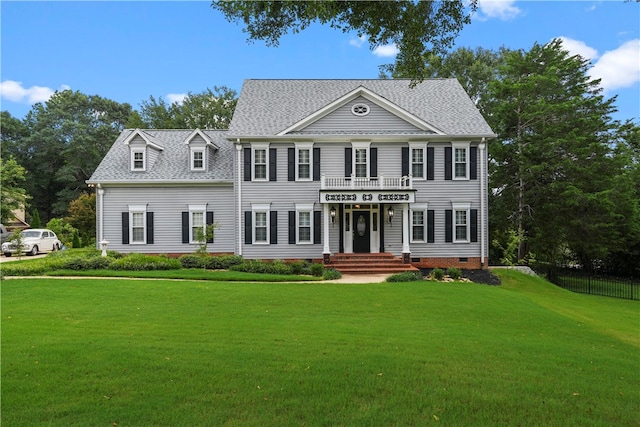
left=17, top=90, right=131, bottom=221
left=30, top=209, right=42, bottom=228
left=137, top=87, right=237, bottom=129
left=65, top=192, right=96, bottom=239
left=0, top=157, right=30, bottom=223
left=0, top=111, right=28, bottom=160
left=211, top=1, right=476, bottom=83
left=486, top=39, right=628, bottom=267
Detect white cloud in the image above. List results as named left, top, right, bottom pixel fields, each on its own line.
left=589, top=39, right=640, bottom=92
left=0, top=80, right=70, bottom=104
left=349, top=35, right=366, bottom=48
left=557, top=37, right=598, bottom=61
left=373, top=43, right=399, bottom=58
left=476, top=0, right=521, bottom=21
left=167, top=93, right=187, bottom=105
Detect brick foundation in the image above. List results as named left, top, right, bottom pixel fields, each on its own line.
left=411, top=257, right=488, bottom=270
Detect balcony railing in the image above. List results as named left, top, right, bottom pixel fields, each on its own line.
left=321, top=174, right=413, bottom=190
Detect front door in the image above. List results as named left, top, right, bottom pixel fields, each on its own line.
left=353, top=211, right=370, bottom=253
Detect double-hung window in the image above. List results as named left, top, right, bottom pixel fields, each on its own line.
left=452, top=202, right=471, bottom=243
left=131, top=149, right=146, bottom=171
left=251, top=204, right=271, bottom=244
left=296, top=204, right=314, bottom=244
left=189, top=205, right=206, bottom=243
left=452, top=142, right=470, bottom=180
left=409, top=143, right=426, bottom=179
left=191, top=148, right=205, bottom=171
left=129, top=205, right=147, bottom=244
left=411, top=203, right=429, bottom=243
left=355, top=148, right=367, bottom=178
left=253, top=146, right=268, bottom=181
left=296, top=143, right=313, bottom=181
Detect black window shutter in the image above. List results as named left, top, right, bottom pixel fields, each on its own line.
left=445, top=147, right=452, bottom=180
left=427, top=147, right=434, bottom=180
left=288, top=211, right=296, bottom=244
left=370, top=147, right=378, bottom=178
left=470, top=209, right=478, bottom=242
left=470, top=147, right=478, bottom=180
left=182, top=212, right=189, bottom=244
left=206, top=211, right=214, bottom=243
left=345, top=147, right=352, bottom=177
left=269, top=148, right=277, bottom=181
left=288, top=148, right=295, bottom=181
left=314, top=211, right=321, bottom=244
left=401, top=147, right=409, bottom=177
left=244, top=211, right=252, bottom=245
left=445, top=209, right=453, bottom=242
left=313, top=147, right=321, bottom=181
left=427, top=210, right=435, bottom=243
left=244, top=147, right=251, bottom=181
left=146, top=212, right=154, bottom=244
left=270, top=211, right=278, bottom=244
left=121, top=212, right=129, bottom=245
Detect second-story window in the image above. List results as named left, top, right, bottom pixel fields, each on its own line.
left=298, top=148, right=310, bottom=180
left=355, top=148, right=367, bottom=178
left=412, top=148, right=424, bottom=179
left=191, top=149, right=205, bottom=171
left=132, top=150, right=145, bottom=171
left=455, top=148, right=467, bottom=178
left=254, top=148, right=267, bottom=180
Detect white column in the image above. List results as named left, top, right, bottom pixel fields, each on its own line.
left=402, top=203, right=410, bottom=259
left=323, top=203, right=331, bottom=258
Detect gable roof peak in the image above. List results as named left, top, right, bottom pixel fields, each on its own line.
left=123, top=129, right=164, bottom=151
left=184, top=128, right=219, bottom=149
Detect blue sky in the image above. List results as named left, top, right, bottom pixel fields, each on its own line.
left=1, top=1, right=639, bottom=123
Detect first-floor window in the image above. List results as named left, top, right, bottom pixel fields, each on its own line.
left=412, top=211, right=425, bottom=241
left=191, top=210, right=205, bottom=242
left=298, top=211, right=311, bottom=243
left=255, top=211, right=268, bottom=243
left=455, top=209, right=468, bottom=242
left=131, top=211, right=145, bottom=243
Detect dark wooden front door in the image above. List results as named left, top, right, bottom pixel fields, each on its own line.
left=353, top=211, right=370, bottom=253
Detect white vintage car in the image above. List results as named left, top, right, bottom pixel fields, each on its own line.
left=1, top=229, right=62, bottom=257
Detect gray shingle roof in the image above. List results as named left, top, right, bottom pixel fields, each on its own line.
left=228, top=79, right=495, bottom=137
left=88, top=129, right=233, bottom=183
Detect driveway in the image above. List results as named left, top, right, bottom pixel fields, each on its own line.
left=0, top=253, right=49, bottom=263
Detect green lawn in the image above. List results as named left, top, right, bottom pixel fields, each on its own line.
left=2, top=271, right=638, bottom=426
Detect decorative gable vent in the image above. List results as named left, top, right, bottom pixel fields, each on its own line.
left=351, top=103, right=370, bottom=116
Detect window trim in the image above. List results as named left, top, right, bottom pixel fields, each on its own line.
left=410, top=203, right=428, bottom=243
left=188, top=204, right=207, bottom=244
left=252, top=203, right=271, bottom=244
left=295, top=203, right=314, bottom=244
left=190, top=147, right=206, bottom=171
left=129, top=205, right=147, bottom=244
left=131, top=149, right=146, bottom=171
left=295, top=142, right=313, bottom=181
left=452, top=142, right=470, bottom=180
left=409, top=143, right=427, bottom=180
left=252, top=144, right=269, bottom=181
left=452, top=202, right=471, bottom=243
left=351, top=141, right=371, bottom=179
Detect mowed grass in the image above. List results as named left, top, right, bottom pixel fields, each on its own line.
left=2, top=271, right=638, bottom=426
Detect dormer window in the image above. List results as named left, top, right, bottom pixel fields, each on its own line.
left=191, top=148, right=205, bottom=171
left=131, top=149, right=146, bottom=171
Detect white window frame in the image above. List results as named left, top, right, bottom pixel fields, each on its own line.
left=191, top=148, right=205, bottom=171
left=295, top=203, right=314, bottom=244
left=295, top=142, right=313, bottom=181
left=252, top=203, right=271, bottom=244
left=252, top=144, right=269, bottom=181
left=131, top=149, right=146, bottom=171
left=452, top=202, right=471, bottom=243
left=409, top=142, right=427, bottom=180
left=352, top=141, right=371, bottom=179
left=452, top=142, right=470, bottom=180
left=129, top=205, right=147, bottom=244
left=410, top=203, right=428, bottom=243
left=189, top=204, right=207, bottom=243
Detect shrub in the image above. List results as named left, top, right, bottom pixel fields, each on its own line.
left=289, top=260, right=310, bottom=275
left=446, top=267, right=462, bottom=280
left=386, top=271, right=423, bottom=282
left=430, top=268, right=445, bottom=281
left=179, top=254, right=207, bottom=269
left=206, top=254, right=244, bottom=270
left=309, top=263, right=325, bottom=277
left=86, top=256, right=113, bottom=270
left=110, top=254, right=181, bottom=271
left=230, top=260, right=270, bottom=274
left=322, top=268, right=342, bottom=280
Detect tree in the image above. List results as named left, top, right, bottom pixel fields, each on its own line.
left=0, top=111, right=28, bottom=161
left=17, top=90, right=131, bottom=221
left=486, top=39, right=628, bottom=266
left=30, top=209, right=42, bottom=228
left=0, top=157, right=30, bottom=223
left=66, top=192, right=96, bottom=239
left=211, top=1, right=476, bottom=83
left=137, top=87, right=237, bottom=129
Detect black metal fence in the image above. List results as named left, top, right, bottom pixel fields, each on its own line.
left=543, top=267, right=639, bottom=300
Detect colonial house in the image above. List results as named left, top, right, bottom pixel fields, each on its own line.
left=88, top=79, right=495, bottom=272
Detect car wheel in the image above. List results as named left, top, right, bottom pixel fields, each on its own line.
left=4, top=253, right=11, bottom=257
left=53, top=243, right=59, bottom=251
left=30, top=246, right=39, bottom=256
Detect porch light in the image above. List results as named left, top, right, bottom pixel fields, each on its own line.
left=388, top=206, right=395, bottom=225
left=330, top=206, right=336, bottom=224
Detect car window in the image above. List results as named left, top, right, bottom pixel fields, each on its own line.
left=22, top=231, right=40, bottom=238
left=43, top=232, right=50, bottom=238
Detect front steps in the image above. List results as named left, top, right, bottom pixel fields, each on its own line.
left=328, top=253, right=419, bottom=275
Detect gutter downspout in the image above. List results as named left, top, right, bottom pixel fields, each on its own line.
left=479, top=139, right=486, bottom=269
left=236, top=142, right=243, bottom=256
left=97, top=184, right=104, bottom=244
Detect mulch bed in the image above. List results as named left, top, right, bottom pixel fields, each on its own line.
left=419, top=268, right=501, bottom=286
